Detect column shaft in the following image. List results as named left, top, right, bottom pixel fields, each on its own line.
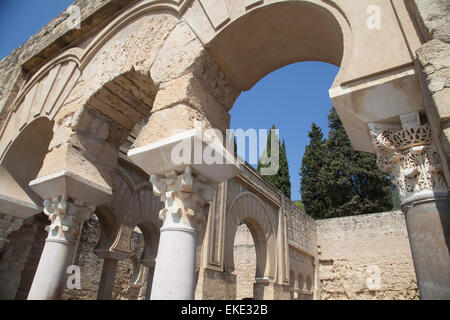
left=403, top=195, right=450, bottom=299
left=148, top=167, right=215, bottom=300
left=27, top=240, right=74, bottom=299
left=97, top=258, right=118, bottom=300
left=27, top=195, right=93, bottom=300
left=151, top=228, right=197, bottom=300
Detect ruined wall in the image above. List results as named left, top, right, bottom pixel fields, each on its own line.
left=317, top=211, right=419, bottom=300
left=62, top=216, right=148, bottom=300
left=0, top=0, right=137, bottom=134
left=284, top=197, right=317, bottom=258
left=289, top=247, right=315, bottom=300
left=407, top=0, right=450, bottom=185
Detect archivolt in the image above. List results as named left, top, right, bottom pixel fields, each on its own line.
left=224, top=192, right=277, bottom=281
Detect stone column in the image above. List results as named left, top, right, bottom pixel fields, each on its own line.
left=97, top=258, right=119, bottom=300
left=27, top=195, right=94, bottom=300
left=369, top=112, right=450, bottom=299
left=149, top=167, right=215, bottom=300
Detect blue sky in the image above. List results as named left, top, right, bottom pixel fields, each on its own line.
left=0, top=0, right=339, bottom=201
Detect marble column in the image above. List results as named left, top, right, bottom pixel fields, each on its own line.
left=369, top=112, right=450, bottom=300
left=149, top=167, right=215, bottom=300
left=27, top=195, right=94, bottom=300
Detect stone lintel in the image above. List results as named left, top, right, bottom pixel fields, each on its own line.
left=29, top=170, right=112, bottom=206
left=128, top=129, right=242, bottom=184
left=330, top=68, right=425, bottom=153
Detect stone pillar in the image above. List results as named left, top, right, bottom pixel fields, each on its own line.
left=97, top=258, right=119, bottom=300
left=369, top=112, right=450, bottom=299
left=27, top=195, right=94, bottom=300
left=149, top=167, right=215, bottom=300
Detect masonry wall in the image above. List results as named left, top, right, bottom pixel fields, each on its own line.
left=407, top=0, right=450, bottom=185
left=62, top=216, right=148, bottom=300
left=0, top=0, right=137, bottom=134
left=317, top=211, right=419, bottom=300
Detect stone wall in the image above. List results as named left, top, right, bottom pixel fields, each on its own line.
left=63, top=216, right=148, bottom=300
left=407, top=0, right=450, bottom=185
left=284, top=196, right=317, bottom=257
left=317, top=211, right=419, bottom=300
left=0, top=0, right=137, bottom=135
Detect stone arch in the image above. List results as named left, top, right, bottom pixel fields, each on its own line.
left=306, top=275, right=313, bottom=291
left=203, top=0, right=352, bottom=91
left=224, top=192, right=277, bottom=282
left=0, top=117, right=54, bottom=210
left=298, top=273, right=304, bottom=291
left=0, top=58, right=80, bottom=163
left=94, top=164, right=162, bottom=257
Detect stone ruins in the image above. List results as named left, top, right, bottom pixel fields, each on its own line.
left=0, top=0, right=448, bottom=300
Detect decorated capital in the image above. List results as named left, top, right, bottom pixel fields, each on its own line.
left=150, top=167, right=216, bottom=233
left=43, top=195, right=95, bottom=243
left=369, top=121, right=447, bottom=202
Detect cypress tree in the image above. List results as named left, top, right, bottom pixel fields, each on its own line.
left=300, top=123, right=328, bottom=219
left=278, top=139, right=292, bottom=198
left=258, top=125, right=291, bottom=198
left=319, top=108, right=393, bottom=218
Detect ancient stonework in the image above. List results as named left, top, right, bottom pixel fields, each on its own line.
left=369, top=123, right=447, bottom=201
left=0, top=214, right=23, bottom=249
left=317, top=211, right=419, bottom=300
left=43, top=195, right=94, bottom=243
left=0, top=0, right=449, bottom=300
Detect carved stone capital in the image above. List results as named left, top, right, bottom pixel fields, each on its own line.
left=0, top=214, right=23, bottom=250
left=43, top=195, right=95, bottom=243
left=150, top=167, right=216, bottom=233
left=369, top=123, right=448, bottom=202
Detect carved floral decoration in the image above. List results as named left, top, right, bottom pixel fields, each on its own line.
left=150, top=167, right=215, bottom=233
left=43, top=195, right=95, bottom=242
left=369, top=124, right=447, bottom=201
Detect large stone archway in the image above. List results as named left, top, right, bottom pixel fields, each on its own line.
left=0, top=0, right=448, bottom=300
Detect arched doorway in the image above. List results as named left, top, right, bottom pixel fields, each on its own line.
left=233, top=222, right=257, bottom=300
left=224, top=192, right=277, bottom=300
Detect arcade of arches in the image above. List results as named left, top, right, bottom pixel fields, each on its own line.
left=0, top=0, right=449, bottom=300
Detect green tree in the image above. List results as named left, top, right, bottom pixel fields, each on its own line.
left=318, top=108, right=393, bottom=218
left=294, top=201, right=305, bottom=211
left=229, top=132, right=238, bottom=157
left=258, top=125, right=291, bottom=198
left=300, top=123, right=328, bottom=219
